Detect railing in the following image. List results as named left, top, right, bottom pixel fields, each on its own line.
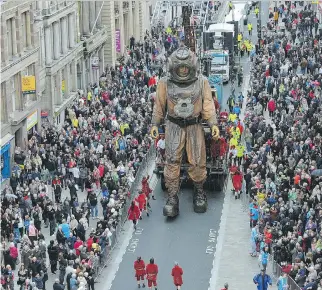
left=94, top=145, right=156, bottom=281
left=266, top=254, right=301, bottom=290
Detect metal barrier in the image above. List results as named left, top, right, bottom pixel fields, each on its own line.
left=266, top=255, right=301, bottom=290
left=94, top=145, right=156, bottom=281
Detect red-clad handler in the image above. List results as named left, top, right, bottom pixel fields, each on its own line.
left=128, top=201, right=141, bottom=230
left=134, top=257, right=146, bottom=288
left=171, top=262, right=183, bottom=290
left=135, top=191, right=149, bottom=218
left=146, top=258, right=158, bottom=290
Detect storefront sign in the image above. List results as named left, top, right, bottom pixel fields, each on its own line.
left=115, top=29, right=121, bottom=52
left=91, top=56, right=99, bottom=69
left=22, top=75, right=36, bottom=94
left=26, top=110, right=38, bottom=131
left=62, top=80, right=66, bottom=92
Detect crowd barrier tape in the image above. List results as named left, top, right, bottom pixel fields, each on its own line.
left=93, top=145, right=156, bottom=281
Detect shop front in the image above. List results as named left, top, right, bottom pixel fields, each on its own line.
left=0, top=134, right=14, bottom=183
left=27, top=110, right=38, bottom=140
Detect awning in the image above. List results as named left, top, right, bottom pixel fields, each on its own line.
left=0, top=133, right=14, bottom=148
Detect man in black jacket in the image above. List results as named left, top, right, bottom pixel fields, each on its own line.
left=28, top=257, right=41, bottom=277
left=47, top=240, right=59, bottom=274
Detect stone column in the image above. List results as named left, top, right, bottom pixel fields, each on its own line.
left=68, top=13, right=75, bottom=48
left=119, top=2, right=125, bottom=54
left=45, top=25, right=53, bottom=65
left=82, top=2, right=90, bottom=36
left=102, top=0, right=116, bottom=67
left=53, top=22, right=60, bottom=59
left=12, top=17, right=17, bottom=56
left=64, top=64, right=70, bottom=97
left=95, top=1, right=102, bottom=28
left=128, top=1, right=134, bottom=38
left=45, top=25, right=52, bottom=65
left=71, top=60, right=77, bottom=92
left=55, top=70, right=63, bottom=105
left=1, top=19, right=8, bottom=66
left=99, top=47, right=104, bottom=75
left=134, top=1, right=140, bottom=40
left=26, top=11, right=32, bottom=48
left=89, top=1, right=96, bottom=34
left=61, top=17, right=68, bottom=54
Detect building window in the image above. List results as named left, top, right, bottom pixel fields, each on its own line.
left=56, top=114, right=61, bottom=124
left=21, top=12, right=27, bottom=50
left=6, top=18, right=13, bottom=59
left=1, top=83, right=7, bottom=122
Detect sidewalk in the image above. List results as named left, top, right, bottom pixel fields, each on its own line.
left=210, top=180, right=279, bottom=290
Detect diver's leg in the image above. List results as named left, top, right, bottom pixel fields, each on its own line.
left=163, top=121, right=185, bottom=217
left=186, top=124, right=208, bottom=213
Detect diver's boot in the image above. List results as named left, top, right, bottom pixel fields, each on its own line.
left=193, top=181, right=208, bottom=213
left=163, top=194, right=179, bottom=217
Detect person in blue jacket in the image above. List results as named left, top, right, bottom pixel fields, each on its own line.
left=253, top=269, right=272, bottom=290
left=277, top=272, right=288, bottom=290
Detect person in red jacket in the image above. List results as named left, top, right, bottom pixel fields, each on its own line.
left=74, top=237, right=83, bottom=256
left=142, top=176, right=155, bottom=201
left=232, top=170, right=243, bottom=199
left=135, top=191, right=149, bottom=218
left=134, top=257, right=146, bottom=288
left=267, top=98, right=276, bottom=117
left=128, top=201, right=141, bottom=230
left=146, top=258, right=158, bottom=290
left=171, top=262, right=183, bottom=289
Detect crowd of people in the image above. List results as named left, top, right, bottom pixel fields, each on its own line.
left=0, top=32, right=165, bottom=290
left=240, top=2, right=322, bottom=290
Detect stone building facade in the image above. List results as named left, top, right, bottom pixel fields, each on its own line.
left=0, top=0, right=152, bottom=183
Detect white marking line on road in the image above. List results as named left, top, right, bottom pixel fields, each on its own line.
left=208, top=74, right=250, bottom=290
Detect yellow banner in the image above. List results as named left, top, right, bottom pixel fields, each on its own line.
left=22, top=76, right=36, bottom=94
left=62, top=80, right=65, bottom=92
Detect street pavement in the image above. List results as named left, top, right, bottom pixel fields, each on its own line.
left=211, top=2, right=279, bottom=289
left=92, top=2, right=282, bottom=290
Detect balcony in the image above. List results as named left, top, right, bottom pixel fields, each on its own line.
left=41, top=1, right=70, bottom=17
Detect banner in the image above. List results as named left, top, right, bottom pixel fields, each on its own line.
left=22, top=76, right=36, bottom=94
left=62, top=80, right=65, bottom=92
left=26, top=110, right=38, bottom=131
left=115, top=29, right=121, bottom=52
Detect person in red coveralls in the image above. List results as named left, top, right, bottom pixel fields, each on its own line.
left=171, top=262, right=183, bottom=290
left=128, top=201, right=141, bottom=230
left=142, top=176, right=155, bottom=202
left=136, top=191, right=149, bottom=218
left=232, top=170, right=243, bottom=199
left=146, top=258, right=158, bottom=290
left=134, top=257, right=146, bottom=288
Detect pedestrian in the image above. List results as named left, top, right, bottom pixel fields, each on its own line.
left=134, top=257, right=146, bottom=288
left=53, top=278, right=65, bottom=290
left=171, top=262, right=183, bottom=290
left=128, top=201, right=141, bottom=230
left=277, top=272, right=288, bottom=290
left=146, top=258, right=158, bottom=290
left=253, top=269, right=272, bottom=290
left=221, top=283, right=229, bottom=290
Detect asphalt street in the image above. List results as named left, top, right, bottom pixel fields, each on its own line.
left=94, top=2, right=271, bottom=290
left=108, top=185, right=225, bottom=290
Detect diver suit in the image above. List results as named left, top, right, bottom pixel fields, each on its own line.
left=151, top=46, right=219, bottom=217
